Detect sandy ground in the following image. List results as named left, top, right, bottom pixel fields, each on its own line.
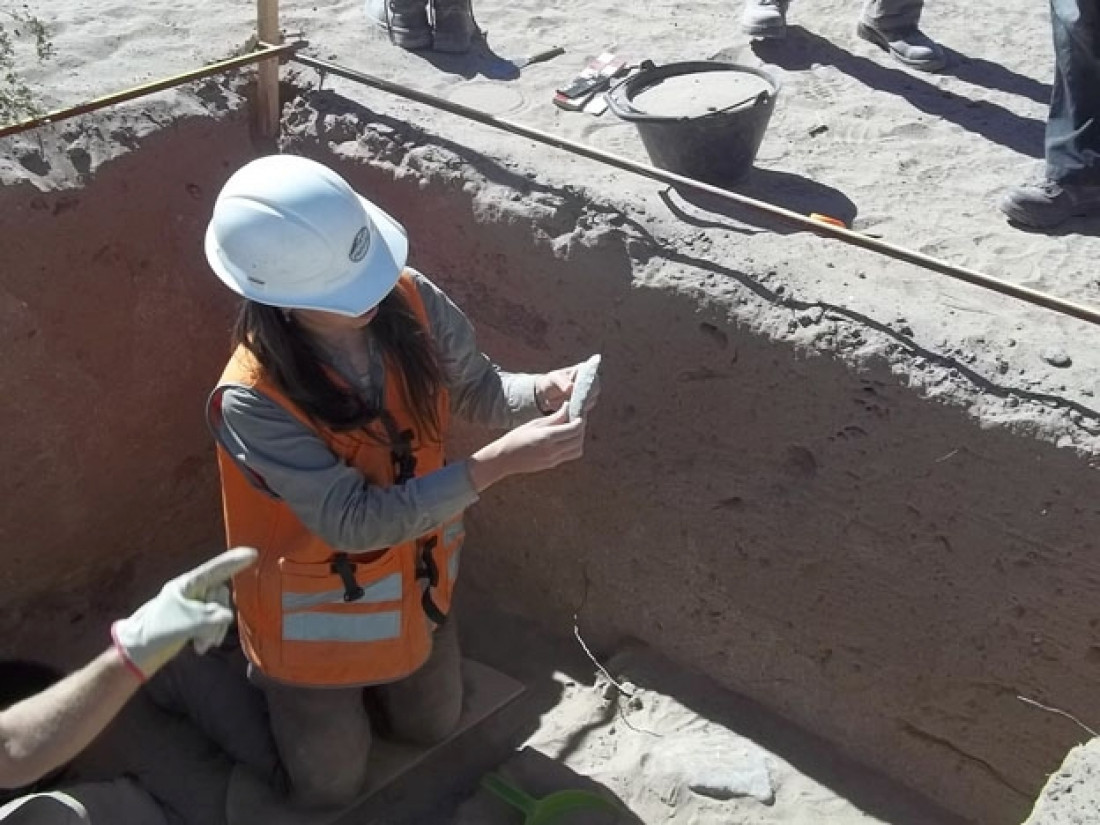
left=11, top=0, right=1100, bottom=439
left=445, top=591, right=967, bottom=825
left=1023, top=737, right=1100, bottom=825
left=5, top=1, right=1100, bottom=823
left=453, top=645, right=940, bottom=825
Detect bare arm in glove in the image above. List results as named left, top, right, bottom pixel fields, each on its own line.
left=0, top=547, right=257, bottom=790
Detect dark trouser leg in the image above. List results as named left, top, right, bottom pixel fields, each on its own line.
left=245, top=620, right=461, bottom=809
left=1047, top=0, right=1100, bottom=185
left=859, top=0, right=924, bottom=31
left=373, top=619, right=463, bottom=746
left=249, top=675, right=371, bottom=810
left=71, top=692, right=232, bottom=825
left=145, top=647, right=282, bottom=788
left=0, top=781, right=170, bottom=825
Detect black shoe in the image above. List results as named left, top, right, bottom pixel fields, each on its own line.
left=432, top=0, right=478, bottom=53
left=856, top=21, right=946, bottom=72
left=365, top=0, right=432, bottom=50
left=999, top=179, right=1100, bottom=228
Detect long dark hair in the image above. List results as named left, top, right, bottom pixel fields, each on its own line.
left=233, top=289, right=445, bottom=440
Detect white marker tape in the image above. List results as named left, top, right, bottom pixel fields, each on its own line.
left=568, top=354, right=601, bottom=421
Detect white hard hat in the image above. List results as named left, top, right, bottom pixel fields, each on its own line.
left=204, top=155, right=409, bottom=316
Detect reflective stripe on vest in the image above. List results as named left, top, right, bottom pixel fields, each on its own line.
left=283, top=611, right=402, bottom=643
left=281, top=572, right=403, bottom=612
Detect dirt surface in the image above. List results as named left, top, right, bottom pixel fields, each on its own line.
left=12, top=0, right=1100, bottom=403
left=3, top=0, right=1100, bottom=822
left=0, top=94, right=253, bottom=667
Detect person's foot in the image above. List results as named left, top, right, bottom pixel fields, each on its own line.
left=742, top=0, right=789, bottom=39
left=364, top=0, right=432, bottom=50
left=999, top=179, right=1100, bottom=228
left=431, top=0, right=479, bottom=53
left=856, top=21, right=946, bottom=72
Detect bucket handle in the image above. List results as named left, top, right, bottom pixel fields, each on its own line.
left=606, top=66, right=772, bottom=122
left=605, top=60, right=656, bottom=119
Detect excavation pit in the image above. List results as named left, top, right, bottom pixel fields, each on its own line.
left=1, top=83, right=1098, bottom=825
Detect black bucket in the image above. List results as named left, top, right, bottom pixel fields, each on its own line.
left=607, top=61, right=780, bottom=187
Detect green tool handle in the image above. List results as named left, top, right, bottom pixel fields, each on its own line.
left=481, top=772, right=538, bottom=816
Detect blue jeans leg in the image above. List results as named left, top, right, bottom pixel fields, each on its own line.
left=1046, top=0, right=1100, bottom=184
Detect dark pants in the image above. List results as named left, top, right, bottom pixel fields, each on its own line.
left=251, top=620, right=464, bottom=810
left=67, top=681, right=239, bottom=825
left=144, top=645, right=282, bottom=790
left=1047, top=0, right=1100, bottom=184
left=0, top=642, right=277, bottom=825
left=860, top=0, right=924, bottom=31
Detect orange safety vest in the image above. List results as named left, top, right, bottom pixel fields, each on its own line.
left=207, top=274, right=464, bottom=687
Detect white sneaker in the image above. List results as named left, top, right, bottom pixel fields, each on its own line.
left=742, top=0, right=789, bottom=39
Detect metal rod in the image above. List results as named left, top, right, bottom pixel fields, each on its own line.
left=0, top=42, right=303, bottom=140
left=292, top=52, right=1100, bottom=328
left=255, top=0, right=282, bottom=139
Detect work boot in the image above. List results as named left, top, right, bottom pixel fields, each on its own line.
left=431, top=0, right=479, bottom=53
left=856, top=21, right=946, bottom=72
left=364, top=0, right=432, bottom=50
left=999, top=179, right=1100, bottom=229
left=742, top=0, right=789, bottom=39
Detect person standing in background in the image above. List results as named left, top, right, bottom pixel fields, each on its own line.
left=1000, top=0, right=1100, bottom=228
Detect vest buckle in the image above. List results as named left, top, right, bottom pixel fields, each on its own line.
left=331, top=553, right=365, bottom=602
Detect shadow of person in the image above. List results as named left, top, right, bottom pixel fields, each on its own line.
left=663, top=167, right=859, bottom=236
left=1002, top=213, right=1100, bottom=238
left=938, top=46, right=1052, bottom=105
left=408, top=32, right=521, bottom=81
left=751, top=26, right=1046, bottom=159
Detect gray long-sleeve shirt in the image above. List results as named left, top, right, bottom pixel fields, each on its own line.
left=213, top=269, right=542, bottom=553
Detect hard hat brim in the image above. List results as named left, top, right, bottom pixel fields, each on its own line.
left=205, top=196, right=410, bottom=317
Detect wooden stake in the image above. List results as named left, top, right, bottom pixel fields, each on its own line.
left=255, top=0, right=281, bottom=140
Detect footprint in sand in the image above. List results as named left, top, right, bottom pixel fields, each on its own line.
left=445, top=83, right=527, bottom=116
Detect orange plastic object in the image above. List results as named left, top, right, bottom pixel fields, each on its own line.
left=809, top=213, right=847, bottom=229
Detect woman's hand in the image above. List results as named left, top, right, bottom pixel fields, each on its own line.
left=535, top=362, right=601, bottom=415
left=466, top=407, right=586, bottom=492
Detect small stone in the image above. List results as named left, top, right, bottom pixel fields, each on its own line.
left=1041, top=347, right=1072, bottom=368
left=797, top=307, right=824, bottom=327
left=644, top=732, right=774, bottom=805
left=809, top=124, right=829, bottom=137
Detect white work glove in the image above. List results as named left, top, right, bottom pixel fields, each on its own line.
left=111, top=547, right=258, bottom=680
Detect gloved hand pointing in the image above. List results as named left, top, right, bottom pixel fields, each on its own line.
left=111, top=547, right=259, bottom=680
